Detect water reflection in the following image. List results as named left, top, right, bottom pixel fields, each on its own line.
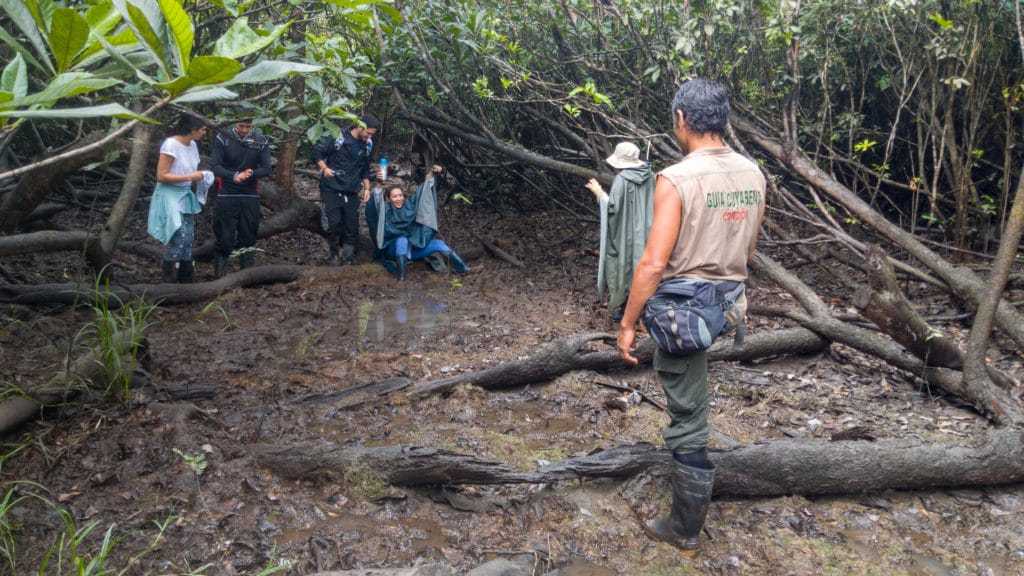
left=357, top=292, right=450, bottom=350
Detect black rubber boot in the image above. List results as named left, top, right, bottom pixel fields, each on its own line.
left=328, top=249, right=340, bottom=267
left=177, top=260, right=194, bottom=284
left=448, top=251, right=469, bottom=274
left=645, top=462, right=715, bottom=557
left=341, top=244, right=355, bottom=266
left=161, top=260, right=176, bottom=283
left=239, top=253, right=255, bottom=270
left=213, top=254, right=228, bottom=278
left=396, top=254, right=408, bottom=281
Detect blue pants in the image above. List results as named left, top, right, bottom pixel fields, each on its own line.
left=164, top=213, right=195, bottom=262
left=387, top=237, right=451, bottom=261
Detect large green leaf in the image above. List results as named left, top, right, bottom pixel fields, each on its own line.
left=113, top=0, right=169, bottom=79
left=152, top=55, right=241, bottom=96
left=157, top=0, right=192, bottom=76
left=212, top=18, right=291, bottom=60
left=76, top=26, right=136, bottom=70
left=1, top=54, right=28, bottom=98
left=171, top=85, right=237, bottom=103
left=0, top=102, right=150, bottom=120
left=4, top=72, right=120, bottom=108
left=0, top=0, right=54, bottom=72
left=0, top=26, right=46, bottom=72
left=221, top=60, right=322, bottom=86
left=86, top=0, right=123, bottom=37
left=48, top=7, right=91, bottom=73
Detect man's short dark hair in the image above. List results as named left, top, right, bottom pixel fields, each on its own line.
left=360, top=114, right=380, bottom=129
left=671, top=78, right=730, bottom=137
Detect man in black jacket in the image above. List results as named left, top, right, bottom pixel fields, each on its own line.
left=312, top=114, right=378, bottom=266
left=210, top=115, right=272, bottom=277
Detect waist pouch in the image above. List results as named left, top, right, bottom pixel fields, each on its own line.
left=641, top=278, right=746, bottom=356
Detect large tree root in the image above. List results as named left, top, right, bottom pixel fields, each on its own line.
left=321, top=328, right=830, bottom=409
left=0, top=265, right=308, bottom=307
left=0, top=331, right=144, bottom=435
left=252, top=425, right=1024, bottom=496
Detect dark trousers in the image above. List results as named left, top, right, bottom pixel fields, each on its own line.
left=214, top=195, right=260, bottom=256
left=321, top=191, right=360, bottom=250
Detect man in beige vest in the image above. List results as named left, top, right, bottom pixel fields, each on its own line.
left=616, top=78, right=766, bottom=556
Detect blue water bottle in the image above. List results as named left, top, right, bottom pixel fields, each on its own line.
left=379, top=157, right=389, bottom=181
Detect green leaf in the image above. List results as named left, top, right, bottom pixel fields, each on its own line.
left=1, top=54, right=29, bottom=98
left=153, top=55, right=241, bottom=95
left=213, top=18, right=291, bottom=59
left=853, top=138, right=877, bottom=153
left=48, top=7, right=91, bottom=73
left=171, top=85, right=237, bottom=103
left=0, top=0, right=54, bottom=72
left=157, top=0, right=192, bottom=76
left=90, top=28, right=157, bottom=84
left=0, top=102, right=150, bottom=120
left=221, top=60, right=322, bottom=86
left=114, top=0, right=169, bottom=78
left=928, top=13, right=953, bottom=29
left=0, top=25, right=46, bottom=72
left=206, top=0, right=239, bottom=17
left=85, top=0, right=122, bottom=36
left=4, top=72, right=120, bottom=108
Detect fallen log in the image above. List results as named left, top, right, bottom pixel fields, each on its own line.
left=0, top=331, right=145, bottom=435
left=754, top=253, right=1024, bottom=426
left=332, top=328, right=829, bottom=408
left=253, top=425, right=1024, bottom=496
left=472, top=233, right=523, bottom=267
left=854, top=245, right=963, bottom=368
left=0, top=265, right=307, bottom=307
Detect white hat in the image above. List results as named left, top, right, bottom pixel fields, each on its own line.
left=605, top=142, right=645, bottom=169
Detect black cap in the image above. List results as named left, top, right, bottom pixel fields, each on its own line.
left=361, top=114, right=379, bottom=129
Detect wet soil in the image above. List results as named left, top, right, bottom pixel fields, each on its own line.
left=1, top=175, right=1023, bottom=575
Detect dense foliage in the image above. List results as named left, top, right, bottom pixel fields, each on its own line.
left=0, top=0, right=1021, bottom=244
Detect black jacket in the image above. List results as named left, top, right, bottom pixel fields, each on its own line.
left=312, top=128, right=373, bottom=195
left=210, top=129, right=272, bottom=197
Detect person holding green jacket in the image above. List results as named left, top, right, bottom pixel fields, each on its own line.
left=585, top=141, right=655, bottom=320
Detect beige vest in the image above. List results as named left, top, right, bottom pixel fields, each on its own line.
left=659, top=147, right=765, bottom=282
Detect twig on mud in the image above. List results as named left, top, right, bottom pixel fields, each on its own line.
left=591, top=374, right=666, bottom=412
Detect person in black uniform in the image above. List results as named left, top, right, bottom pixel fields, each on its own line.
left=311, top=114, right=378, bottom=266
left=209, top=112, right=272, bottom=277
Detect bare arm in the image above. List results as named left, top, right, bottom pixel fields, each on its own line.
left=156, top=153, right=202, bottom=184
left=616, top=174, right=682, bottom=364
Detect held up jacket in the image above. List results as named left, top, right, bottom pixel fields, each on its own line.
left=210, top=129, right=271, bottom=197
left=312, top=128, right=373, bottom=196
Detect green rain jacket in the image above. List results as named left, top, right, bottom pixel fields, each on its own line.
left=599, top=163, right=655, bottom=309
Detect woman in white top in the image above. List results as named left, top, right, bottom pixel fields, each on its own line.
left=147, top=114, right=208, bottom=283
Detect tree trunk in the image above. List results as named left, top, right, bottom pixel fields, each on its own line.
left=732, top=114, right=1024, bottom=350
left=0, top=265, right=308, bottom=306
left=85, top=123, right=154, bottom=277
left=854, top=245, right=963, bottom=367
left=251, top=426, right=1024, bottom=496
left=0, top=330, right=146, bottom=435
left=326, top=328, right=830, bottom=409
left=753, top=253, right=1024, bottom=426
left=0, top=132, right=114, bottom=234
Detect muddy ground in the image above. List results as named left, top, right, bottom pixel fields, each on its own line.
left=1, top=173, right=1023, bottom=576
